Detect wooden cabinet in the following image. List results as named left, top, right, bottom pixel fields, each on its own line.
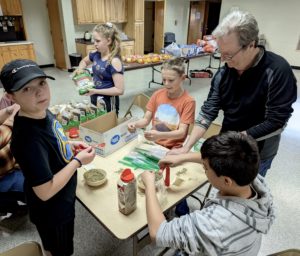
left=0, top=0, right=22, bottom=15
left=105, top=0, right=117, bottom=23
left=16, top=44, right=36, bottom=60
left=124, top=0, right=144, bottom=54
left=106, top=0, right=127, bottom=23
left=133, top=22, right=144, bottom=55
left=0, top=47, right=11, bottom=69
left=91, top=0, right=106, bottom=23
left=72, top=0, right=93, bottom=24
left=76, top=43, right=95, bottom=58
left=73, top=0, right=127, bottom=24
left=120, top=41, right=134, bottom=56
left=76, top=40, right=134, bottom=59
left=134, top=0, right=144, bottom=22
left=0, top=44, right=36, bottom=70
left=116, top=0, right=128, bottom=23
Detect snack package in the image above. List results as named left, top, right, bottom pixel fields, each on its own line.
left=72, top=72, right=95, bottom=95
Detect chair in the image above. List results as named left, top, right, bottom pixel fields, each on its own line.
left=190, top=123, right=222, bottom=209
left=0, top=241, right=43, bottom=256
left=123, top=93, right=150, bottom=118
left=164, top=32, right=176, bottom=48
left=267, top=249, right=300, bottom=256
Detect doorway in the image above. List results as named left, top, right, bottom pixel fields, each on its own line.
left=46, top=0, right=66, bottom=69
left=187, top=0, right=221, bottom=44
left=144, top=1, right=164, bottom=54
left=205, top=2, right=221, bottom=35
left=144, top=2, right=155, bottom=54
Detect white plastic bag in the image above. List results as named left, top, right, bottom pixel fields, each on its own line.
left=164, top=42, right=181, bottom=57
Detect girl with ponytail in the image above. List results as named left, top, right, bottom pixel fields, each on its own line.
left=76, top=22, right=124, bottom=116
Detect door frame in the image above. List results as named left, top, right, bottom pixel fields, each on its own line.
left=46, top=0, right=67, bottom=69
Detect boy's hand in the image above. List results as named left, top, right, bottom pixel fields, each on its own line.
left=141, top=171, right=156, bottom=189
left=127, top=122, right=136, bottom=133
left=76, top=146, right=96, bottom=165
left=69, top=141, right=89, bottom=155
left=159, top=154, right=182, bottom=168
left=144, top=130, right=159, bottom=141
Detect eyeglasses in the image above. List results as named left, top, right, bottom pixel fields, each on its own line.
left=216, top=46, right=246, bottom=61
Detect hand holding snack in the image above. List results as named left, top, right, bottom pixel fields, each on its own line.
left=127, top=122, right=137, bottom=133
left=75, top=146, right=96, bottom=166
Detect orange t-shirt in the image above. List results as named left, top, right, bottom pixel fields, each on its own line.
left=147, top=88, right=195, bottom=149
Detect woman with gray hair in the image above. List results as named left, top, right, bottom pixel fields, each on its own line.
left=165, top=9, right=297, bottom=178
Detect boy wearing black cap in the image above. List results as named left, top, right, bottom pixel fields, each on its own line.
left=0, top=59, right=96, bottom=256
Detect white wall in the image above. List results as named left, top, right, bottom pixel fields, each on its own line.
left=165, top=0, right=190, bottom=45
left=21, top=0, right=54, bottom=65
left=220, top=0, right=300, bottom=66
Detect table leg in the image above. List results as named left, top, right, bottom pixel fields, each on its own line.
left=205, top=54, right=221, bottom=70
left=133, top=230, right=151, bottom=255
left=185, top=58, right=192, bottom=85
left=148, top=66, right=163, bottom=88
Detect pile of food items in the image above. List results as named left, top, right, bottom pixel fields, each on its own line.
left=49, top=100, right=106, bottom=131
left=121, top=53, right=172, bottom=64
left=197, top=35, right=218, bottom=53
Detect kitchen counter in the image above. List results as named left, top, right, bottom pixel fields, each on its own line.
left=75, top=38, right=134, bottom=45
left=0, top=41, right=33, bottom=46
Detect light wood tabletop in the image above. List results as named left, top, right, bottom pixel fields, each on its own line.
left=76, top=138, right=207, bottom=240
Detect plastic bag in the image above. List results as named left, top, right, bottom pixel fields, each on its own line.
left=164, top=42, right=181, bottom=57
left=71, top=71, right=95, bottom=95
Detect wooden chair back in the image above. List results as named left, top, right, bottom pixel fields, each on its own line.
left=0, top=241, right=43, bottom=256
left=124, top=93, right=150, bottom=118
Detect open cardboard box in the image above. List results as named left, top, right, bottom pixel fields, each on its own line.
left=79, top=111, right=138, bottom=157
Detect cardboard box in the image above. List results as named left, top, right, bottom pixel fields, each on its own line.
left=79, top=111, right=138, bottom=157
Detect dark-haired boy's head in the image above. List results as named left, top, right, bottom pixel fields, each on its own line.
left=200, top=131, right=259, bottom=186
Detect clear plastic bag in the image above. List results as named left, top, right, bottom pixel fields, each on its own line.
left=164, top=42, right=181, bottom=57
left=156, top=177, right=167, bottom=207
left=72, top=71, right=95, bottom=95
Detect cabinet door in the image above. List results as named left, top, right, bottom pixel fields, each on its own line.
left=18, top=44, right=36, bottom=61
left=0, top=0, right=22, bottom=15
left=8, top=46, right=19, bottom=61
left=116, top=0, right=127, bottom=23
left=105, top=0, right=117, bottom=23
left=134, top=22, right=144, bottom=55
left=86, top=45, right=96, bottom=56
left=73, top=0, right=93, bottom=24
left=134, top=0, right=144, bottom=22
left=120, top=41, right=134, bottom=57
left=0, top=47, right=11, bottom=69
left=92, top=0, right=106, bottom=23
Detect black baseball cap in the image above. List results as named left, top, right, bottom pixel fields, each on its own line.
left=0, top=59, right=55, bottom=93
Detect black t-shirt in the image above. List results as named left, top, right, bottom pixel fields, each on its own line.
left=11, top=111, right=77, bottom=226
